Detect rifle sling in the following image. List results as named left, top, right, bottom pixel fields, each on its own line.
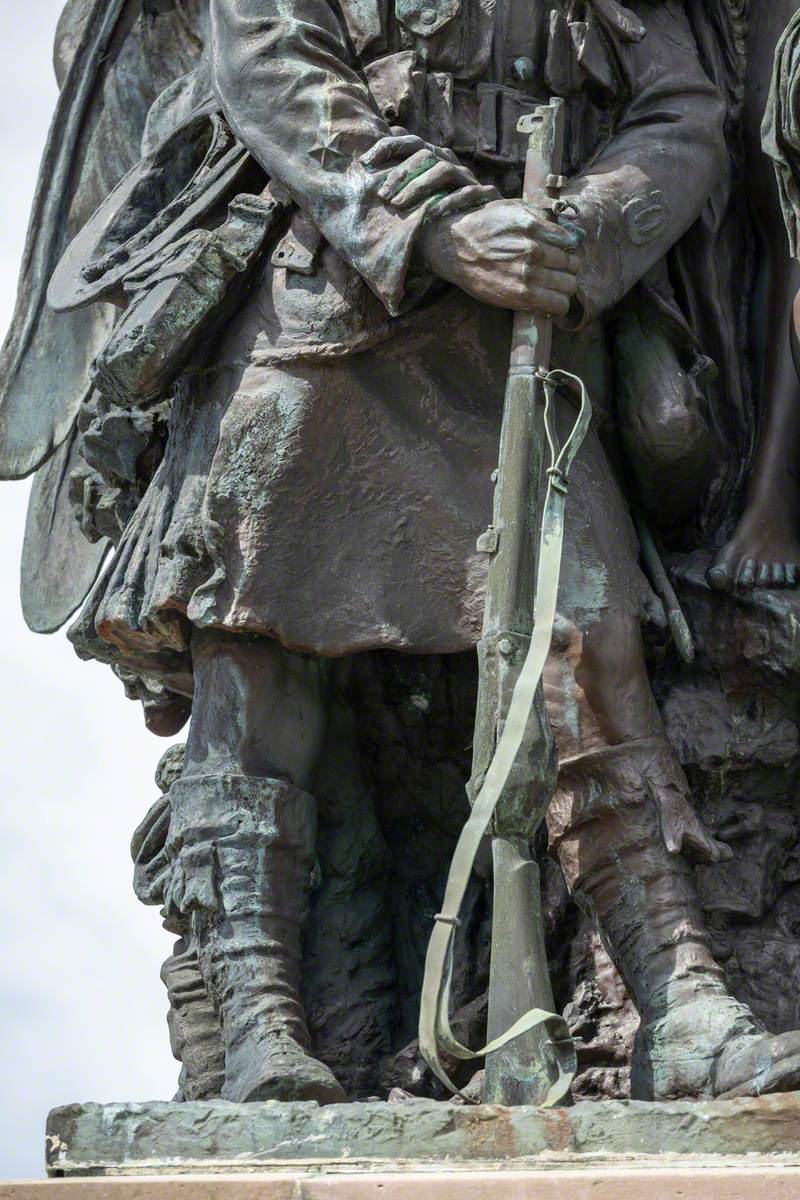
left=418, top=367, right=592, bottom=1106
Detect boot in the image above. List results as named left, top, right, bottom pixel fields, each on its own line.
left=548, top=738, right=800, bottom=1100
left=165, top=773, right=346, bottom=1104
left=161, top=934, right=226, bottom=1100
left=131, top=750, right=226, bottom=1100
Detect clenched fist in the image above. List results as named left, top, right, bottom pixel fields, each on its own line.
left=417, top=198, right=580, bottom=317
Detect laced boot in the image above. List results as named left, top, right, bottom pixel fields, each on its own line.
left=548, top=737, right=800, bottom=1100
left=165, top=773, right=346, bottom=1104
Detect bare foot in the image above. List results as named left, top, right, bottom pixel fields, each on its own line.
left=707, top=495, right=800, bottom=593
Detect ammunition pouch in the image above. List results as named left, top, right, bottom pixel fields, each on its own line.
left=364, top=52, right=541, bottom=166
left=92, top=188, right=288, bottom=406
left=455, top=83, right=544, bottom=165
left=49, top=107, right=291, bottom=407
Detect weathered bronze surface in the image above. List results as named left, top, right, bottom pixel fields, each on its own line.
left=43, top=1093, right=800, bottom=1174
left=6, top=0, right=800, bottom=1159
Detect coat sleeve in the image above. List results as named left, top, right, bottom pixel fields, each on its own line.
left=209, top=0, right=442, bottom=315
left=564, top=0, right=727, bottom=324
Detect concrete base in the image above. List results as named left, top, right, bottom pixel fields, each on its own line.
left=5, top=1167, right=800, bottom=1199
left=45, top=1094, right=800, bottom=1176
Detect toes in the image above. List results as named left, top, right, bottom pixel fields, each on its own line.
left=738, top=558, right=757, bottom=588
left=706, top=563, right=734, bottom=594
left=711, top=557, right=800, bottom=591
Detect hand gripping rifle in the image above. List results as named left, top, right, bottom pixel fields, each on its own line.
left=418, top=98, right=592, bottom=1106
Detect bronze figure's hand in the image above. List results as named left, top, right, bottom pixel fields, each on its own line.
left=361, top=134, right=500, bottom=216
left=417, top=198, right=580, bottom=316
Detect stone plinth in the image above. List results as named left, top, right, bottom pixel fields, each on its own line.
left=43, top=1094, right=800, bottom=1177
left=5, top=1168, right=800, bottom=1199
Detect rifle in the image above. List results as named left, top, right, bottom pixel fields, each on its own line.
left=418, top=97, right=591, bottom=1106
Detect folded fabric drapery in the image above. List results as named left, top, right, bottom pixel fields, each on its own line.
left=763, top=8, right=800, bottom=258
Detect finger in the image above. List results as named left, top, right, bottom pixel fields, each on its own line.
left=524, top=213, right=581, bottom=251
left=361, top=135, right=427, bottom=168
left=522, top=287, right=572, bottom=318
left=536, top=241, right=580, bottom=273
left=526, top=264, right=579, bottom=298
left=377, top=149, right=440, bottom=198
left=557, top=216, right=586, bottom=245
left=385, top=138, right=460, bottom=166
left=430, top=184, right=500, bottom=217
left=390, top=162, right=476, bottom=208
left=427, top=144, right=460, bottom=165
left=362, top=135, right=428, bottom=168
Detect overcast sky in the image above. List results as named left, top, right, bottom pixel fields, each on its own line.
left=0, top=1, right=180, bottom=1179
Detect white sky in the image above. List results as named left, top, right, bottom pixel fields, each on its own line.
left=0, top=1, right=180, bottom=1179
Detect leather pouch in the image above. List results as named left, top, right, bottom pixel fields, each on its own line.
left=92, top=186, right=289, bottom=405
left=612, top=290, right=720, bottom=526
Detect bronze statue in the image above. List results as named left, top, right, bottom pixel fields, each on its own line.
left=709, top=0, right=800, bottom=592
left=5, top=0, right=800, bottom=1118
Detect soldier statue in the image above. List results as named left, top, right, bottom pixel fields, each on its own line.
left=5, top=0, right=800, bottom=1109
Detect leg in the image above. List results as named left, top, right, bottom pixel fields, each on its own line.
left=183, top=628, right=330, bottom=787
left=546, top=428, right=800, bottom=1098
left=164, top=628, right=346, bottom=1103
left=709, top=1, right=800, bottom=592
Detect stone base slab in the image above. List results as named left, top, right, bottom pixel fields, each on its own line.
left=45, top=1094, right=800, bottom=1176
left=6, top=1168, right=800, bottom=1199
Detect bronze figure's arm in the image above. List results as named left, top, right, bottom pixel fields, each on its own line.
left=210, top=0, right=450, bottom=314
left=209, top=0, right=580, bottom=318
left=561, top=0, right=727, bottom=323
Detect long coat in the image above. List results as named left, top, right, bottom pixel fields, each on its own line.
left=69, top=0, right=727, bottom=685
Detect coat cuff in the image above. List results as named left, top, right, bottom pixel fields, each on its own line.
left=563, top=167, right=676, bottom=326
